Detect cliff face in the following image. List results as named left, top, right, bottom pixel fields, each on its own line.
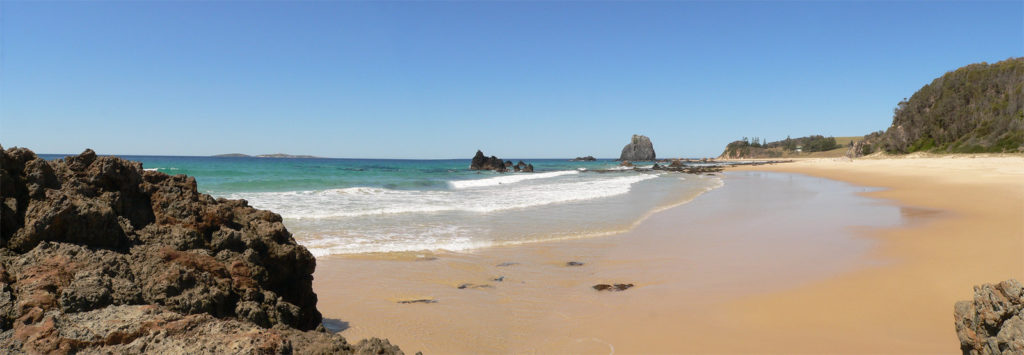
left=620, top=134, right=656, bottom=161
left=954, top=279, right=1024, bottom=354
left=0, top=147, right=404, bottom=354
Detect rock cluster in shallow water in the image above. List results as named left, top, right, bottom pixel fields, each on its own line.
left=954, top=279, right=1024, bottom=354
left=0, top=146, right=405, bottom=354
left=470, top=150, right=533, bottom=172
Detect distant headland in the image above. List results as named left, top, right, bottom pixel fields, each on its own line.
left=212, top=153, right=321, bottom=158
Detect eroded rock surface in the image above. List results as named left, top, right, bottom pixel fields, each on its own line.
left=0, top=147, right=405, bottom=354
left=470, top=150, right=508, bottom=172
left=954, top=279, right=1024, bottom=354
left=619, top=134, right=656, bottom=161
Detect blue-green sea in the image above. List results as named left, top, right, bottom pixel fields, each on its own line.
left=41, top=154, right=722, bottom=256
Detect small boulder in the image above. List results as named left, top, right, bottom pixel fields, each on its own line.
left=593, top=283, right=634, bottom=292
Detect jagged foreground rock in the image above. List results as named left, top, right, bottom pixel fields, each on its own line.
left=0, top=147, right=405, bottom=354
left=619, top=134, right=656, bottom=161
left=954, top=279, right=1024, bottom=354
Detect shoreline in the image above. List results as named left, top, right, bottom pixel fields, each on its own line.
left=312, top=164, right=957, bottom=353
left=717, top=155, right=1024, bottom=352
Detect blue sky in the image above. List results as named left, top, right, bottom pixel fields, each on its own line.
left=1, top=1, right=1021, bottom=158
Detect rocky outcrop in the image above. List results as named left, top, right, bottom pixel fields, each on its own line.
left=954, top=279, right=1024, bottom=354
left=846, top=140, right=876, bottom=158
left=0, top=147, right=405, bottom=354
left=470, top=150, right=533, bottom=173
left=571, top=156, right=596, bottom=161
left=513, top=161, right=534, bottom=173
left=470, top=150, right=507, bottom=172
left=619, top=134, right=656, bottom=161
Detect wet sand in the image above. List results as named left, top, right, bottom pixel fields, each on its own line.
left=719, top=155, right=1024, bottom=352
left=306, top=157, right=1024, bottom=353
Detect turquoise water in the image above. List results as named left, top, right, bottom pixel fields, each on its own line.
left=41, top=154, right=722, bottom=255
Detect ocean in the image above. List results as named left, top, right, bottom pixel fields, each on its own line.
left=40, top=154, right=723, bottom=256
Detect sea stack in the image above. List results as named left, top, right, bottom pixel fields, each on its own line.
left=619, top=134, right=656, bottom=161
left=470, top=150, right=508, bottom=172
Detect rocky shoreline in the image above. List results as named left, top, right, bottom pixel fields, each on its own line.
left=955, top=279, right=1024, bottom=354
left=0, top=147, right=407, bottom=354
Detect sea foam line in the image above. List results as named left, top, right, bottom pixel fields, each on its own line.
left=296, top=175, right=725, bottom=255
left=447, top=170, right=579, bottom=189
left=226, top=172, right=656, bottom=219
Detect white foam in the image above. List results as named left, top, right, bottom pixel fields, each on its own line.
left=279, top=173, right=725, bottom=256
left=298, top=225, right=494, bottom=256
left=447, top=170, right=579, bottom=189
left=225, top=172, right=657, bottom=219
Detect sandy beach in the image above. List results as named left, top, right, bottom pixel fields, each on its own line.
left=311, top=155, right=1023, bottom=353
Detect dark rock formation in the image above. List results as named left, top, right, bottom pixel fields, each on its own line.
left=397, top=299, right=436, bottom=304
left=566, top=261, right=584, bottom=267
left=571, top=156, right=596, bottom=161
left=593, top=284, right=634, bottom=292
left=954, top=279, right=1024, bottom=354
left=619, top=134, right=656, bottom=161
left=0, top=147, right=405, bottom=354
left=470, top=150, right=507, bottom=172
left=0, top=305, right=401, bottom=354
left=514, top=161, right=528, bottom=172
left=456, top=283, right=492, bottom=290
left=470, top=151, right=534, bottom=173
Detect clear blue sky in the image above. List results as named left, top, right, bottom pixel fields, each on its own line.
left=1, top=1, right=1021, bottom=158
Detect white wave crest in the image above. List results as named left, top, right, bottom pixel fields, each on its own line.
left=225, top=172, right=657, bottom=219
left=447, top=170, right=579, bottom=189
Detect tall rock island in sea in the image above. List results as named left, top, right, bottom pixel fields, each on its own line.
left=0, top=147, right=405, bottom=354
left=619, top=134, right=656, bottom=161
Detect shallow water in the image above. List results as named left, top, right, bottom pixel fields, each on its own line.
left=40, top=154, right=722, bottom=255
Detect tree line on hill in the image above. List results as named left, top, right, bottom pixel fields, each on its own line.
left=721, top=57, right=1023, bottom=158
left=721, top=135, right=840, bottom=158
left=863, top=57, right=1023, bottom=154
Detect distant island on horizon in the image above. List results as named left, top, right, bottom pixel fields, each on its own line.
left=212, top=153, right=322, bottom=159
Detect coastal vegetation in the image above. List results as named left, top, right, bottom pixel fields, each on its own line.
left=722, top=57, right=1024, bottom=158
left=721, top=135, right=849, bottom=159
left=870, top=57, right=1023, bottom=154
